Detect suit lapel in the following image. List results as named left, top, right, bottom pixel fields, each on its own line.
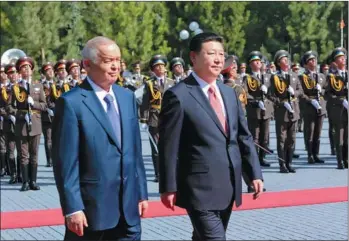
left=186, top=75, right=226, bottom=137
left=80, top=81, right=122, bottom=152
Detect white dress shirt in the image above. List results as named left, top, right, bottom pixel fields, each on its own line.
left=86, top=77, right=120, bottom=115
left=192, top=71, right=226, bottom=118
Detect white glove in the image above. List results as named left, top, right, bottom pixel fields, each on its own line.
left=9, top=115, right=16, bottom=124
left=260, top=85, right=268, bottom=95
left=311, top=99, right=322, bottom=110
left=0, top=116, right=3, bottom=122
left=258, top=101, right=266, bottom=110
left=24, top=113, right=30, bottom=124
left=284, top=102, right=294, bottom=113
left=287, top=86, right=294, bottom=95
left=343, top=99, right=348, bottom=110
left=141, top=123, right=148, bottom=130
left=315, top=84, right=322, bottom=92
left=47, top=108, right=54, bottom=117
left=27, top=96, right=34, bottom=106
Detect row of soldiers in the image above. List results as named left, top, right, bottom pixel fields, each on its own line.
left=0, top=57, right=85, bottom=191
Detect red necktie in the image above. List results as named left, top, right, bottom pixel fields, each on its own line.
left=208, top=85, right=227, bottom=134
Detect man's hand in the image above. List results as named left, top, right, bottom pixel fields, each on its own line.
left=27, top=96, right=34, bottom=106
left=138, top=200, right=149, bottom=217
left=252, top=179, right=264, bottom=200
left=141, top=123, right=148, bottom=130
left=66, top=211, right=88, bottom=237
left=161, top=192, right=176, bottom=210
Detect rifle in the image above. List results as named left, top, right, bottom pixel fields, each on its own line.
left=260, top=74, right=265, bottom=117
left=314, top=73, right=321, bottom=115
left=26, top=82, right=32, bottom=133
left=286, top=73, right=294, bottom=119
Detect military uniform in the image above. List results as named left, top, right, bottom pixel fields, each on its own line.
left=170, top=57, right=187, bottom=84
left=325, top=64, right=336, bottom=155
left=66, top=59, right=82, bottom=88
left=269, top=50, right=303, bottom=173
left=41, top=62, right=57, bottom=167
left=4, top=63, right=21, bottom=183
left=0, top=64, right=8, bottom=176
left=299, top=51, right=327, bottom=164
left=243, top=51, right=273, bottom=167
left=140, top=55, right=175, bottom=182
left=12, top=57, right=47, bottom=191
left=325, top=48, right=348, bottom=169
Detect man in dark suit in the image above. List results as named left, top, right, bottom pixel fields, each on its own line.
left=158, top=32, right=263, bottom=240
left=52, top=36, right=148, bottom=240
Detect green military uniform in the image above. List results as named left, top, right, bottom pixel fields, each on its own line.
left=325, top=58, right=336, bottom=155
left=140, top=55, right=175, bottom=182
left=299, top=51, right=327, bottom=164
left=269, top=50, right=303, bottom=173
left=325, top=48, right=348, bottom=169
left=243, top=51, right=273, bottom=167
left=11, top=57, right=47, bottom=191
left=4, top=63, right=21, bottom=183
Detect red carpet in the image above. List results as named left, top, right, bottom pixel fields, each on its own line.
left=1, top=187, right=347, bottom=230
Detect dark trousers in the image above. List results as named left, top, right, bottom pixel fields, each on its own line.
left=186, top=203, right=233, bottom=240
left=148, top=126, right=159, bottom=178
left=16, top=135, right=41, bottom=165
left=64, top=215, right=141, bottom=241
left=304, top=114, right=324, bottom=156
left=275, top=120, right=296, bottom=166
left=42, top=122, right=52, bottom=165
left=333, top=111, right=348, bottom=163
left=0, top=131, right=7, bottom=171
left=6, top=131, right=19, bottom=177
left=248, top=118, right=270, bottom=161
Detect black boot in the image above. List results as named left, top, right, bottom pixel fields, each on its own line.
left=259, top=148, right=270, bottom=167
left=266, top=146, right=274, bottom=154
left=313, top=140, right=324, bottom=163
left=0, top=153, right=6, bottom=177
left=343, top=146, right=348, bottom=169
left=307, top=141, right=315, bottom=164
left=286, top=149, right=296, bottom=173
left=336, top=145, right=344, bottom=169
left=297, top=120, right=303, bottom=132
left=152, top=154, right=159, bottom=183
left=8, top=158, right=17, bottom=184
left=16, top=157, right=22, bottom=183
left=20, top=164, right=30, bottom=191
left=329, top=128, right=335, bottom=155
left=45, top=144, right=53, bottom=167
left=29, top=163, right=40, bottom=190
left=279, top=152, right=289, bottom=173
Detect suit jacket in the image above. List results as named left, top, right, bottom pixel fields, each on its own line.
left=10, top=80, right=47, bottom=136
left=299, top=71, right=327, bottom=117
left=158, top=74, right=263, bottom=210
left=243, top=73, right=273, bottom=120
left=269, top=71, right=303, bottom=122
left=140, top=76, right=175, bottom=127
left=52, top=80, right=148, bottom=231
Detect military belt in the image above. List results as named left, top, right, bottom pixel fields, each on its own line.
left=18, top=109, right=40, bottom=114
left=150, top=105, right=161, bottom=110
left=309, top=96, right=324, bottom=100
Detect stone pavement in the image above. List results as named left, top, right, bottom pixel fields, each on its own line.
left=1, top=118, right=348, bottom=240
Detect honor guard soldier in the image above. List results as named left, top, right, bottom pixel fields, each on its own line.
left=243, top=51, right=273, bottom=167
left=129, top=61, right=146, bottom=89
left=170, top=57, right=187, bottom=84
left=11, top=56, right=47, bottom=191
left=269, top=50, right=303, bottom=173
left=325, top=47, right=348, bottom=169
left=41, top=62, right=56, bottom=167
left=269, top=62, right=277, bottom=74
left=299, top=51, right=326, bottom=164
left=140, top=54, right=175, bottom=182
left=292, top=62, right=303, bottom=133
left=239, top=62, right=247, bottom=78
left=321, top=63, right=329, bottom=76
left=0, top=64, right=8, bottom=176
left=54, top=59, right=71, bottom=94
left=66, top=59, right=82, bottom=88
left=4, top=63, right=21, bottom=183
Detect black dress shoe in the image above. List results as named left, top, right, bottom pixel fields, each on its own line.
left=344, top=161, right=348, bottom=169
left=153, top=177, right=159, bottom=183
left=20, top=182, right=30, bottom=192
left=0, top=168, right=5, bottom=177
left=286, top=165, right=296, bottom=173
left=29, top=181, right=40, bottom=190
left=266, top=147, right=274, bottom=154
left=308, top=156, right=315, bottom=164
left=45, top=163, right=53, bottom=167
left=8, top=175, right=17, bottom=184
left=331, top=149, right=336, bottom=156
left=260, top=160, right=271, bottom=167
left=337, top=163, right=344, bottom=169
left=280, top=165, right=289, bottom=173
left=313, top=156, right=325, bottom=164
left=293, top=153, right=300, bottom=159
left=17, top=176, right=22, bottom=183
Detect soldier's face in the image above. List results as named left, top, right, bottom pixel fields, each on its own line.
left=190, top=41, right=225, bottom=82
left=45, top=68, right=55, bottom=79
left=57, top=69, right=67, bottom=79
left=173, top=64, right=184, bottom=76
left=278, top=57, right=289, bottom=71
left=335, top=55, right=346, bottom=69
left=7, top=72, right=17, bottom=83
left=307, top=58, right=317, bottom=69
left=20, top=64, right=32, bottom=79
left=240, top=67, right=246, bottom=73
left=84, top=44, right=121, bottom=89
left=250, top=60, right=261, bottom=71
left=133, top=64, right=141, bottom=74
left=152, top=64, right=166, bottom=77
left=70, top=66, right=80, bottom=78
left=121, top=62, right=127, bottom=71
